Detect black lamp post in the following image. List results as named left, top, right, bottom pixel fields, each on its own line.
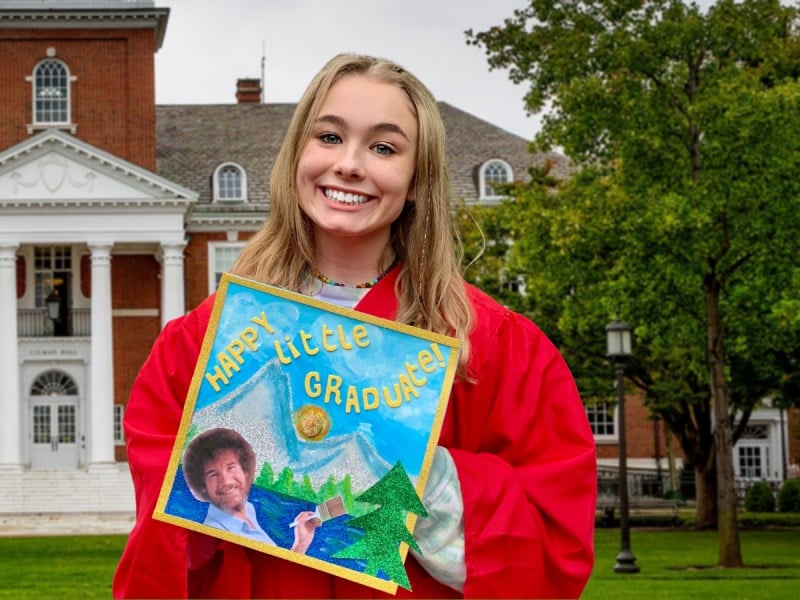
left=606, top=319, right=639, bottom=574
left=45, top=288, right=61, bottom=322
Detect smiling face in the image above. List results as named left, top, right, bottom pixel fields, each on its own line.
left=203, top=449, right=251, bottom=516
left=295, top=74, right=418, bottom=248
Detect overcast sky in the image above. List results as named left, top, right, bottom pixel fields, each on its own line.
left=153, top=0, right=538, bottom=140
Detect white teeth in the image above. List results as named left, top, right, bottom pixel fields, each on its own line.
left=324, top=188, right=369, bottom=205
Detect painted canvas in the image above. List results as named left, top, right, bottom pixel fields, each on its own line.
left=154, top=273, right=461, bottom=594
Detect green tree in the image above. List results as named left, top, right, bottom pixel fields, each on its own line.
left=467, top=0, right=800, bottom=567
left=275, top=467, right=295, bottom=495
left=254, top=461, right=275, bottom=489
left=333, top=463, right=427, bottom=589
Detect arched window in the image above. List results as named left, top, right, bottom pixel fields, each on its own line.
left=33, top=59, right=71, bottom=125
left=213, top=163, right=247, bottom=202
left=479, top=159, right=513, bottom=201
left=30, top=369, right=78, bottom=396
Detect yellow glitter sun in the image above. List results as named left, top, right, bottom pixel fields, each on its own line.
left=294, top=404, right=331, bottom=442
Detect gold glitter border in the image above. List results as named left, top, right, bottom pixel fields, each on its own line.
left=153, top=272, right=462, bottom=594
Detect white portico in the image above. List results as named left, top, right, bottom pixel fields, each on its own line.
left=0, top=129, right=196, bottom=474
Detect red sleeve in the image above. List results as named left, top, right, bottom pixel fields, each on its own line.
left=112, top=297, right=215, bottom=599
left=446, top=290, right=596, bottom=599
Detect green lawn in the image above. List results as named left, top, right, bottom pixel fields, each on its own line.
left=0, top=535, right=127, bottom=599
left=585, top=528, right=800, bottom=599
left=0, top=528, right=798, bottom=598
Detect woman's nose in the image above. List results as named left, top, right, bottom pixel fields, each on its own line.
left=334, top=147, right=365, bottom=179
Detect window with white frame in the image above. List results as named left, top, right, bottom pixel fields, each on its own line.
left=479, top=159, right=513, bottom=201
left=736, top=424, right=770, bottom=479
left=587, top=402, right=616, bottom=439
left=208, top=242, right=245, bottom=292
left=213, top=163, right=247, bottom=202
left=33, top=59, right=71, bottom=125
left=114, top=404, right=125, bottom=445
left=34, top=246, right=71, bottom=307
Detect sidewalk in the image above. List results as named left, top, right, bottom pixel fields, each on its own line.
left=0, top=512, right=135, bottom=537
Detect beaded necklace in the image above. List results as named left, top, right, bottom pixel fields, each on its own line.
left=314, top=255, right=399, bottom=289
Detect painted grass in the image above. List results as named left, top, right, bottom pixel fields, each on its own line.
left=0, top=528, right=798, bottom=598
left=585, top=528, right=800, bottom=599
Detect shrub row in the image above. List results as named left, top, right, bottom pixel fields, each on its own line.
left=744, top=479, right=800, bottom=513
left=595, top=510, right=800, bottom=529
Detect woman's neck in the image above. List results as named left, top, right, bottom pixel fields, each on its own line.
left=314, top=234, right=396, bottom=287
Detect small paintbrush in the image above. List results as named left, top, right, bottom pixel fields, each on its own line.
left=289, top=495, right=346, bottom=527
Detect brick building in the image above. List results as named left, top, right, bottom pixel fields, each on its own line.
left=0, top=0, right=795, bottom=515
left=0, top=0, right=567, bottom=512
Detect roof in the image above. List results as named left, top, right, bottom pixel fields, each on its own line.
left=155, top=101, right=570, bottom=211
left=0, top=1, right=154, bottom=8
left=0, top=0, right=169, bottom=50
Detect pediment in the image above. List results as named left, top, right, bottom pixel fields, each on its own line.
left=0, top=129, right=197, bottom=208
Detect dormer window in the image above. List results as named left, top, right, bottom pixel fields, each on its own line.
left=34, top=59, right=71, bottom=125
left=213, top=163, right=247, bottom=202
left=479, top=159, right=513, bottom=201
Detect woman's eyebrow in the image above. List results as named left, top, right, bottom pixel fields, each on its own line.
left=315, top=114, right=410, bottom=141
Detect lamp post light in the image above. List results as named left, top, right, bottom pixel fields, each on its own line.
left=606, top=319, right=639, bottom=574
left=45, top=288, right=61, bottom=322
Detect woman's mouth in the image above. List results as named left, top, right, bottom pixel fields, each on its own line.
left=323, top=188, right=372, bottom=205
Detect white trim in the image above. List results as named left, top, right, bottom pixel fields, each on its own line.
left=30, top=57, right=73, bottom=128
left=587, top=400, right=619, bottom=444
left=733, top=409, right=788, bottom=482
left=479, top=158, right=513, bottom=202
left=0, top=129, right=198, bottom=203
left=208, top=241, right=245, bottom=294
left=212, top=162, right=247, bottom=203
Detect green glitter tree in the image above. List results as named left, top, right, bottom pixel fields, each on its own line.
left=332, top=462, right=428, bottom=590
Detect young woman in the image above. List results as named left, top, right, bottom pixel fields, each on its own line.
left=113, top=53, right=596, bottom=599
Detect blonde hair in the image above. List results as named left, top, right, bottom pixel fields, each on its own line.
left=232, top=53, right=473, bottom=373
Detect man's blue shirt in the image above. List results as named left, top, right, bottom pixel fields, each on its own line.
left=203, top=501, right=276, bottom=545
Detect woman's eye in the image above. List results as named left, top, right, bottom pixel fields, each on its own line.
left=372, top=143, right=395, bottom=156
left=319, top=133, right=341, bottom=144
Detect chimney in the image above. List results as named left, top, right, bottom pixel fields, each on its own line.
left=236, top=78, right=262, bottom=104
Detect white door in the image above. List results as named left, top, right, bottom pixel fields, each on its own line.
left=28, top=369, right=81, bottom=470
left=30, top=397, right=79, bottom=470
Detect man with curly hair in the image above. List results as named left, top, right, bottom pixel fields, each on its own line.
left=182, top=427, right=318, bottom=553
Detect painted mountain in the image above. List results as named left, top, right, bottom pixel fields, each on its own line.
left=190, top=357, right=395, bottom=493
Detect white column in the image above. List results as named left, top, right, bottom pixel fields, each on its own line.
left=0, top=245, right=22, bottom=468
left=88, top=243, right=115, bottom=465
left=160, top=242, right=186, bottom=327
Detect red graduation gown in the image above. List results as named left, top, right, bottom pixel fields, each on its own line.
left=113, top=268, right=596, bottom=599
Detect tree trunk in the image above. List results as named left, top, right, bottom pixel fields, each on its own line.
left=694, top=460, right=717, bottom=530
left=665, top=420, right=678, bottom=495
left=705, top=282, right=743, bottom=567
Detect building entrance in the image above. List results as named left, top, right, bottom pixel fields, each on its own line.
left=27, top=369, right=80, bottom=470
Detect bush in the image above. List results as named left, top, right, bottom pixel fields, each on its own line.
left=744, top=480, right=775, bottom=513
left=738, top=511, right=800, bottom=528
left=778, top=478, right=800, bottom=513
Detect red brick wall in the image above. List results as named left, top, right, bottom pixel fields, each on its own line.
left=111, top=254, right=161, bottom=462
left=184, top=231, right=255, bottom=310
left=80, top=254, right=91, bottom=297
left=595, top=392, right=686, bottom=463
left=16, top=255, right=25, bottom=298
left=0, top=28, right=157, bottom=169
